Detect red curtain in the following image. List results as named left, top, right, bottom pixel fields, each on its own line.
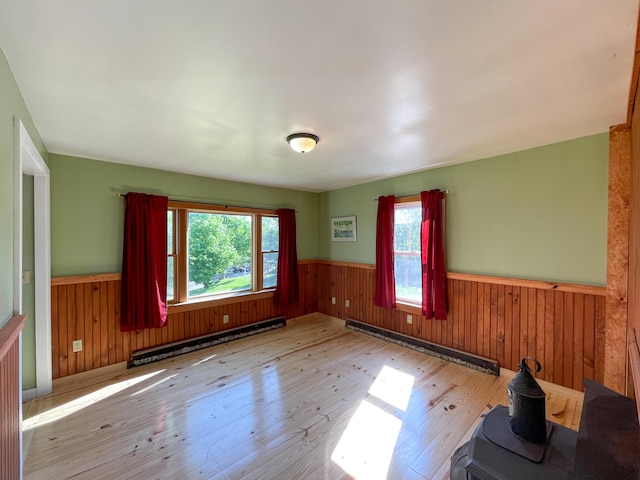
left=120, top=193, right=169, bottom=332
left=274, top=208, right=299, bottom=306
left=374, top=195, right=396, bottom=309
left=421, top=190, right=447, bottom=319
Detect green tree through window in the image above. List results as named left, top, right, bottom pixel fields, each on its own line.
left=394, top=203, right=422, bottom=303
left=188, top=213, right=244, bottom=292
left=262, top=216, right=279, bottom=288
left=167, top=202, right=278, bottom=303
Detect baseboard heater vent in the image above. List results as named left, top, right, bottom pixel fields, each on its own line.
left=346, top=318, right=499, bottom=375
left=129, top=316, right=285, bottom=368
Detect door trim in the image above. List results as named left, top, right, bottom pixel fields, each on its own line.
left=13, top=118, right=51, bottom=397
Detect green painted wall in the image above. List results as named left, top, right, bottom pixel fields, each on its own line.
left=49, top=154, right=320, bottom=276
left=319, top=133, right=608, bottom=286
left=0, top=47, right=48, bottom=390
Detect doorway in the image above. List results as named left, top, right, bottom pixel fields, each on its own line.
left=13, top=118, right=51, bottom=398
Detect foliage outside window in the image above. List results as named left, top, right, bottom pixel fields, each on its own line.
left=394, top=202, right=421, bottom=304
left=167, top=209, right=176, bottom=302
left=261, top=216, right=279, bottom=288
left=167, top=202, right=278, bottom=304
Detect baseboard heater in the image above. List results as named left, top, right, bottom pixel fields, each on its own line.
left=346, top=318, right=499, bottom=375
left=129, top=316, right=285, bottom=368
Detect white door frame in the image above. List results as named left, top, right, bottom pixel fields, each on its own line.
left=13, top=118, right=52, bottom=398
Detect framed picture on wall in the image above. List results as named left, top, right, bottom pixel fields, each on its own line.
left=331, top=216, right=357, bottom=242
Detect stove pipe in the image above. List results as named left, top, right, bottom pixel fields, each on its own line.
left=507, top=357, right=546, bottom=443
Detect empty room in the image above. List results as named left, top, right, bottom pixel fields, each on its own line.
left=2, top=1, right=640, bottom=479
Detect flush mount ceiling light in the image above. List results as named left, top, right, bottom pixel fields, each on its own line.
left=286, top=133, right=319, bottom=153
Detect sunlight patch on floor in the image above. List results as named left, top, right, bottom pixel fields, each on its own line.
left=192, top=354, right=217, bottom=366
left=331, top=365, right=415, bottom=479
left=331, top=400, right=402, bottom=480
left=368, top=365, right=415, bottom=411
left=131, top=373, right=179, bottom=396
left=23, top=370, right=164, bottom=431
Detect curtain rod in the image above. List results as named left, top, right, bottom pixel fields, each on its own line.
left=374, top=189, right=448, bottom=201
left=115, top=192, right=294, bottom=212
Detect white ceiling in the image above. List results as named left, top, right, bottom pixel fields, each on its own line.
left=0, top=1, right=637, bottom=192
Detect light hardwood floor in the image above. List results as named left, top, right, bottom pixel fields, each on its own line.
left=23, top=313, right=583, bottom=480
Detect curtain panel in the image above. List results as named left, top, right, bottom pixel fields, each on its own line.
left=374, top=195, right=397, bottom=309
left=421, top=190, right=447, bottom=319
left=120, top=193, right=169, bottom=332
left=274, top=208, right=299, bottom=306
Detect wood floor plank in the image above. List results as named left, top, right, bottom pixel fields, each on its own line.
left=24, top=313, right=583, bottom=480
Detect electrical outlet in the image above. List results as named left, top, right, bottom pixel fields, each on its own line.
left=223, top=314, right=229, bottom=324
left=331, top=297, right=336, bottom=305
left=72, top=339, right=82, bottom=352
left=22, top=271, right=30, bottom=284
left=345, top=299, right=350, bottom=308
left=407, top=314, right=413, bottom=325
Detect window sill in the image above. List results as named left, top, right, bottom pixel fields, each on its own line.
left=168, top=289, right=275, bottom=314
left=395, top=301, right=422, bottom=316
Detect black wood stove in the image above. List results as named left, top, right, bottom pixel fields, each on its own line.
left=450, top=405, right=577, bottom=480
left=450, top=375, right=640, bottom=480
left=451, top=359, right=578, bottom=480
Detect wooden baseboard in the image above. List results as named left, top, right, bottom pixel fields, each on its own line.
left=22, top=388, right=37, bottom=402
left=52, top=361, right=128, bottom=395
left=287, top=312, right=346, bottom=327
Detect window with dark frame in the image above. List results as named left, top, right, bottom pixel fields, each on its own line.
left=166, top=202, right=279, bottom=304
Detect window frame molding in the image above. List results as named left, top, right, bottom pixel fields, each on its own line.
left=393, top=195, right=422, bottom=307
left=390, top=192, right=447, bottom=311
left=168, top=200, right=278, bottom=307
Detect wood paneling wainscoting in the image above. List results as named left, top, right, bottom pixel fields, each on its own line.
left=51, top=261, right=604, bottom=391
left=50, top=263, right=316, bottom=380
left=0, top=314, right=26, bottom=480
left=315, top=261, right=606, bottom=391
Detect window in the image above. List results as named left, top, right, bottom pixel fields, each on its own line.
left=394, top=201, right=421, bottom=304
left=261, top=216, right=279, bottom=288
left=167, top=201, right=278, bottom=304
left=167, top=209, right=176, bottom=302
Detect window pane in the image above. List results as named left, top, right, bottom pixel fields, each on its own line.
left=187, top=212, right=252, bottom=298
left=395, top=254, right=421, bottom=303
left=167, top=210, right=174, bottom=254
left=394, top=204, right=421, bottom=303
left=167, top=256, right=174, bottom=301
left=263, top=252, right=278, bottom=288
left=394, top=205, right=421, bottom=252
left=262, top=216, right=279, bottom=251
